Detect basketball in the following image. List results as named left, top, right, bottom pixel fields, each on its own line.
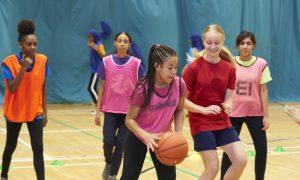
left=155, top=132, right=189, bottom=166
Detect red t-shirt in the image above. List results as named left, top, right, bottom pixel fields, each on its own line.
left=183, top=57, right=236, bottom=135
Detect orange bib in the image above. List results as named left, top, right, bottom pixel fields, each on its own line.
left=2, top=54, right=47, bottom=122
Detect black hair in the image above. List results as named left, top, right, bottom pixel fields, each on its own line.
left=235, top=31, right=256, bottom=48
left=17, top=19, right=35, bottom=42
left=113, top=32, right=135, bottom=56
left=133, top=44, right=177, bottom=108
left=114, top=32, right=132, bottom=42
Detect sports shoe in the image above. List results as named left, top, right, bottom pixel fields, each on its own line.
left=107, top=175, right=117, bottom=180
left=102, top=163, right=111, bottom=180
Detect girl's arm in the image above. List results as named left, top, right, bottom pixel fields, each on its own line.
left=6, top=57, right=32, bottom=93
left=97, top=44, right=106, bottom=57
left=184, top=98, right=221, bottom=115
left=95, top=80, right=105, bottom=126
left=88, top=42, right=106, bottom=57
left=260, top=84, right=270, bottom=130
left=126, top=105, right=160, bottom=152
left=174, top=96, right=185, bottom=133
left=42, top=80, right=48, bottom=127
left=222, top=89, right=233, bottom=115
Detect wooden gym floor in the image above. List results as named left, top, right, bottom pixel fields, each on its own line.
left=0, top=103, right=300, bottom=180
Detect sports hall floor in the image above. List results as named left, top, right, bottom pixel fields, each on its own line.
left=0, top=103, right=299, bottom=179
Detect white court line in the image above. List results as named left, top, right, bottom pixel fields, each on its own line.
left=245, top=145, right=300, bottom=150
left=48, top=109, right=92, bottom=112
left=3, top=150, right=300, bottom=169
left=48, top=110, right=94, bottom=115
left=189, top=149, right=300, bottom=157
left=277, top=146, right=300, bottom=149
left=10, top=162, right=106, bottom=169
left=0, top=155, right=104, bottom=163
left=268, top=151, right=300, bottom=156
left=0, top=127, right=53, bottom=160
left=243, top=144, right=300, bottom=150
left=0, top=128, right=98, bottom=134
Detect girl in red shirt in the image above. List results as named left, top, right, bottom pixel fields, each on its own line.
left=183, top=24, right=247, bottom=180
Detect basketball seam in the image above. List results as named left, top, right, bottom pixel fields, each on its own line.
left=157, top=133, right=175, bottom=150
left=158, top=156, right=186, bottom=160
left=157, top=143, right=188, bottom=155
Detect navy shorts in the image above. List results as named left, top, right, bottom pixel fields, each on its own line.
left=192, top=127, right=240, bottom=151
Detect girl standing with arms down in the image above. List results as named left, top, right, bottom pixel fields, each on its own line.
left=1, top=19, right=50, bottom=180
left=183, top=24, right=247, bottom=180
left=221, top=31, right=272, bottom=180
left=120, top=44, right=187, bottom=180
left=95, top=32, right=144, bottom=180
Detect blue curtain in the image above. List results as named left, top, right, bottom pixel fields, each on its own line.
left=0, top=0, right=299, bottom=102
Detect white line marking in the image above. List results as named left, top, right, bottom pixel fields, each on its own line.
left=47, top=110, right=95, bottom=115
left=0, top=127, right=53, bottom=160
left=11, top=162, right=106, bottom=169
left=0, top=128, right=98, bottom=134
left=0, top=155, right=104, bottom=163
left=267, top=151, right=300, bottom=156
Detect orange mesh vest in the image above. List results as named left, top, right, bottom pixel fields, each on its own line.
left=2, top=54, right=47, bottom=122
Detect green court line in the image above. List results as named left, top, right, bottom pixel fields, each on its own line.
left=143, top=156, right=198, bottom=178
left=50, top=117, right=199, bottom=178
left=50, top=118, right=102, bottom=140
left=177, top=167, right=199, bottom=178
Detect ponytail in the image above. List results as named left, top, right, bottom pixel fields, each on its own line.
left=219, top=46, right=236, bottom=68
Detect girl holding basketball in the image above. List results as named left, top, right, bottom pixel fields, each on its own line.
left=120, top=44, right=187, bottom=180
left=221, top=31, right=272, bottom=180
left=95, top=32, right=144, bottom=180
left=183, top=24, right=247, bottom=180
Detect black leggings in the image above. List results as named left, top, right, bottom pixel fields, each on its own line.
left=120, top=131, right=176, bottom=180
left=221, top=116, right=267, bottom=180
left=1, top=119, right=44, bottom=180
left=87, top=72, right=98, bottom=104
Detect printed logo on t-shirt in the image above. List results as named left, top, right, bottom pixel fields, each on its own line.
left=236, top=81, right=252, bottom=96
left=149, top=99, right=177, bottom=111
